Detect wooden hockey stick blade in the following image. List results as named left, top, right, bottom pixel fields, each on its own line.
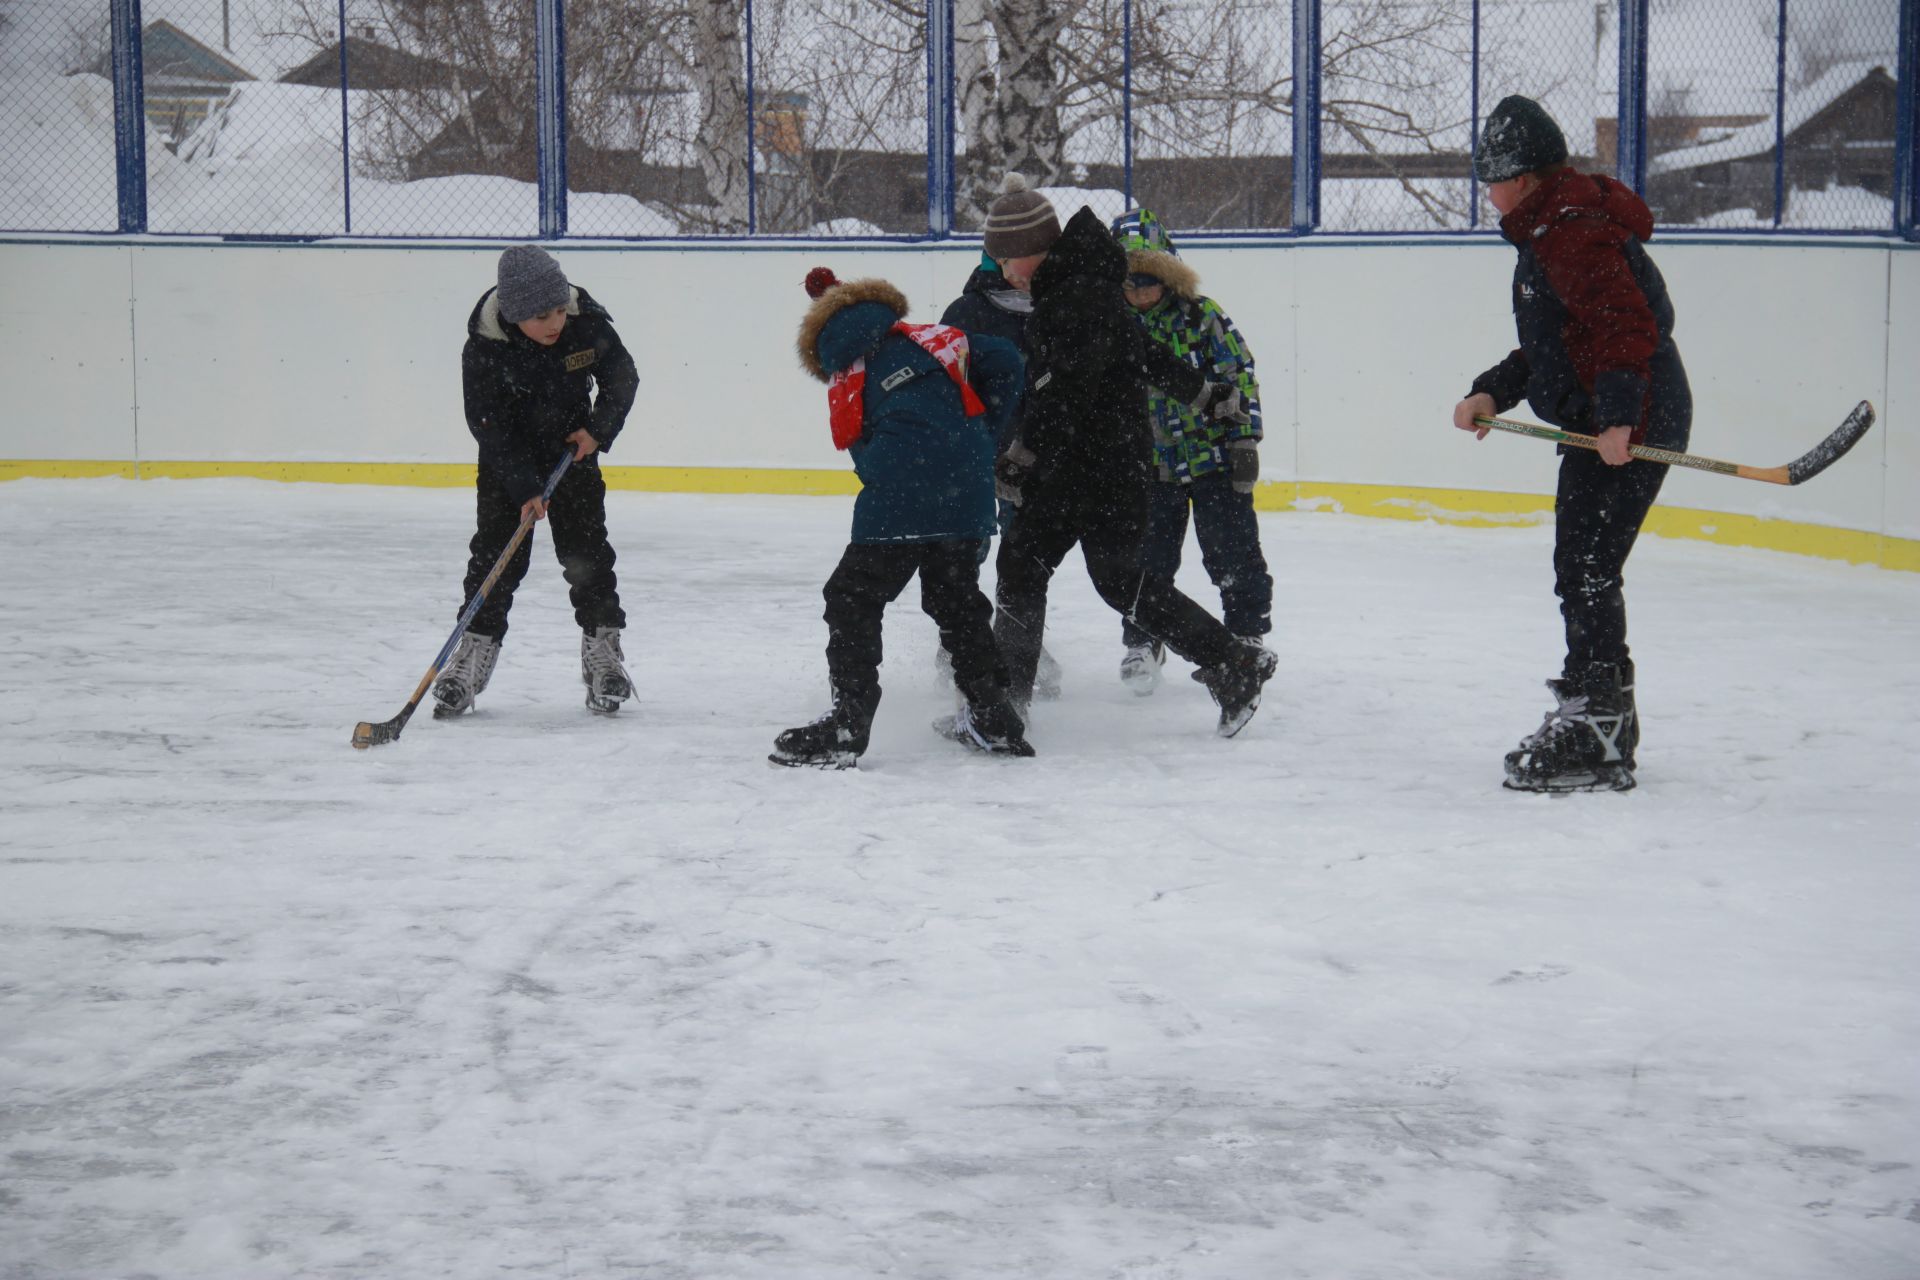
left=1474, top=400, right=1876, bottom=486
left=1782, top=399, right=1875, bottom=485
left=351, top=717, right=403, bottom=750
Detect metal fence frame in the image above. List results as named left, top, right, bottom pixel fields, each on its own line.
left=70, top=0, right=1920, bottom=241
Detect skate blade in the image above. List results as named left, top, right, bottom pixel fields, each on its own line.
left=431, top=703, right=468, bottom=721
left=1503, top=766, right=1636, bottom=794
left=768, top=751, right=858, bottom=770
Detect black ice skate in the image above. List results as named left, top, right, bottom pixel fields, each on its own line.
left=1503, top=662, right=1638, bottom=793
left=581, top=626, right=633, bottom=715
left=1192, top=642, right=1279, bottom=738
left=770, top=685, right=879, bottom=770
left=432, top=632, right=500, bottom=719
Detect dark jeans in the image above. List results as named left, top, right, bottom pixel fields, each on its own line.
left=462, top=457, right=624, bottom=640
left=1553, top=450, right=1669, bottom=673
left=824, top=539, right=1006, bottom=706
left=994, top=471, right=1239, bottom=704
left=1121, top=474, right=1272, bottom=647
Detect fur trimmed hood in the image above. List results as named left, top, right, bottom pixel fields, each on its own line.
left=1110, top=207, right=1199, bottom=301
left=795, top=277, right=911, bottom=382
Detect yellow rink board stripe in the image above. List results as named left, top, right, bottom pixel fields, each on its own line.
left=3, top=459, right=1914, bottom=572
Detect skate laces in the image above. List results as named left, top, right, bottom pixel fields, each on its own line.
left=582, top=628, right=625, bottom=680
left=1522, top=688, right=1590, bottom=748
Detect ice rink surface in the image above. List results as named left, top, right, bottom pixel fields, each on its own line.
left=2, top=478, right=1916, bottom=1279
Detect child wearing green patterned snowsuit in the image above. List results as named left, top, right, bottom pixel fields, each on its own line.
left=1108, top=207, right=1273, bottom=695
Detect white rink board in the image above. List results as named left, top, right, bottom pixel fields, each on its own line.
left=0, top=235, right=1912, bottom=538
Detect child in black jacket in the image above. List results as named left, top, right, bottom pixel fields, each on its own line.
left=434, top=245, right=641, bottom=720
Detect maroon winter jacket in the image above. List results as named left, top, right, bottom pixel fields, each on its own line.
left=1473, top=168, right=1688, bottom=447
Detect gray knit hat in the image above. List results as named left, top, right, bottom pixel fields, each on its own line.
left=1474, top=95, right=1569, bottom=184
left=982, top=174, right=1061, bottom=260
left=496, top=244, right=570, bottom=324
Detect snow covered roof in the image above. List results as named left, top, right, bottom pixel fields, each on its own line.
left=1648, top=61, right=1894, bottom=175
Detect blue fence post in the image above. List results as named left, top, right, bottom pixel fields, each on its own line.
left=1292, top=0, right=1321, bottom=233
left=1469, top=0, right=1480, bottom=229
left=1122, top=0, right=1133, bottom=207
left=1616, top=0, right=1649, bottom=194
left=1771, top=0, right=1788, bottom=226
left=335, top=0, right=351, bottom=234
left=746, top=0, right=757, bottom=235
left=534, top=0, right=567, bottom=238
left=109, top=0, right=146, bottom=233
left=926, top=0, right=954, bottom=235
left=1896, top=0, right=1919, bottom=237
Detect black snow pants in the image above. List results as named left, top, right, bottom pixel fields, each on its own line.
left=461, top=456, right=625, bottom=640
left=1552, top=449, right=1669, bottom=674
left=823, top=539, right=1007, bottom=705
left=994, top=465, right=1241, bottom=703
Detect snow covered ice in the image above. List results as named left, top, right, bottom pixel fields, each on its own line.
left=2, top=478, right=1916, bottom=1279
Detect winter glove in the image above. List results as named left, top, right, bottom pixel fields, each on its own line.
left=1193, top=381, right=1252, bottom=426
left=1227, top=441, right=1260, bottom=494
left=995, top=439, right=1038, bottom=507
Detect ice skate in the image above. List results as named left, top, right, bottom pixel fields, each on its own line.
left=580, top=626, right=633, bottom=715
left=1034, top=647, right=1064, bottom=701
left=771, top=685, right=878, bottom=770
left=770, top=715, right=867, bottom=769
left=432, top=632, right=500, bottom=719
left=1193, top=642, right=1278, bottom=738
left=1503, top=663, right=1637, bottom=793
left=1118, top=641, right=1165, bottom=696
left=931, top=701, right=1036, bottom=758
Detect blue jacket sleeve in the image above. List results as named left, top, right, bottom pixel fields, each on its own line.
left=966, top=334, right=1025, bottom=450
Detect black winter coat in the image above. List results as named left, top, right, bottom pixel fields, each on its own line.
left=462, top=285, right=640, bottom=504
left=1021, top=207, right=1210, bottom=497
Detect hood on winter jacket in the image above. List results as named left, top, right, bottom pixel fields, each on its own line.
left=795, top=278, right=911, bottom=382
left=1029, top=205, right=1128, bottom=297
left=1500, top=168, right=1655, bottom=247
left=1110, top=207, right=1200, bottom=301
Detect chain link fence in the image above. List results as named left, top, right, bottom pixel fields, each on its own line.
left=0, top=0, right=1912, bottom=237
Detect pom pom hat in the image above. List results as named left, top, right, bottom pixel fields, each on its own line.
left=982, top=173, right=1061, bottom=261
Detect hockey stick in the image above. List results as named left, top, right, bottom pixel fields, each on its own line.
left=1473, top=400, right=1875, bottom=486
left=351, top=450, right=574, bottom=750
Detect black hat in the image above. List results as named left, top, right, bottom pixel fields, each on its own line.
left=1474, top=95, right=1568, bottom=184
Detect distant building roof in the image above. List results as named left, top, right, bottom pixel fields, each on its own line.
left=278, top=37, right=458, bottom=91
left=94, top=19, right=255, bottom=89
left=1649, top=62, right=1895, bottom=174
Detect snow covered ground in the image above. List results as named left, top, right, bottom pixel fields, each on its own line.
left=2, top=478, right=1916, bottom=1279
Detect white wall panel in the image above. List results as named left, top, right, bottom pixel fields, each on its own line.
left=0, top=244, right=137, bottom=461
left=0, top=236, right=1908, bottom=549
left=1651, top=243, right=1891, bottom=532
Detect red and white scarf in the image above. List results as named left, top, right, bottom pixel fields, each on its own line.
left=827, top=322, right=986, bottom=450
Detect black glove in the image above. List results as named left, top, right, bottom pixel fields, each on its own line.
left=995, top=439, right=1038, bottom=507
left=1193, top=381, right=1251, bottom=426
left=1227, top=441, right=1259, bottom=494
